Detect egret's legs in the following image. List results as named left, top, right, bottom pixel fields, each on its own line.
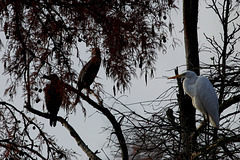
left=204, top=113, right=210, bottom=146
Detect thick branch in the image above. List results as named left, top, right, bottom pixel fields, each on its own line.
left=58, top=117, right=101, bottom=160
left=23, top=103, right=101, bottom=160
left=42, top=76, right=128, bottom=160
left=71, top=88, right=129, bottom=160
left=219, top=94, right=240, bottom=114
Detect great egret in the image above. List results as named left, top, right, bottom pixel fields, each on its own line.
left=168, top=71, right=219, bottom=128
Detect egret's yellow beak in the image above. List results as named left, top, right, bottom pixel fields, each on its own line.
left=168, top=74, right=182, bottom=79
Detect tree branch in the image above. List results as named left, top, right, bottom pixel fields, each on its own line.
left=58, top=117, right=101, bottom=160
left=70, top=87, right=129, bottom=160
left=219, top=94, right=240, bottom=113
left=42, top=75, right=128, bottom=159
left=191, top=134, right=240, bottom=159
left=0, top=101, right=71, bottom=159
left=23, top=103, right=102, bottom=160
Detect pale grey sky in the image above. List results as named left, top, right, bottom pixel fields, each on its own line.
left=0, top=1, right=237, bottom=159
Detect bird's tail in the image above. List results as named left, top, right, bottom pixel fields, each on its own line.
left=50, top=116, right=57, bottom=127
left=209, top=116, right=219, bottom=128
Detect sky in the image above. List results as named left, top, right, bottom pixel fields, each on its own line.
left=0, top=1, right=234, bottom=160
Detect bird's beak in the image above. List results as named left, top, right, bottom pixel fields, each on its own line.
left=168, top=74, right=182, bottom=79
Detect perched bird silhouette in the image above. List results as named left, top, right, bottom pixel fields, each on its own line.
left=166, top=108, right=176, bottom=125
left=75, top=48, right=101, bottom=104
left=44, top=74, right=63, bottom=127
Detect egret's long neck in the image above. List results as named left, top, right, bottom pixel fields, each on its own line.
left=183, top=76, right=198, bottom=98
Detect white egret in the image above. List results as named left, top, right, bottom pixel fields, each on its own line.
left=168, top=71, right=219, bottom=128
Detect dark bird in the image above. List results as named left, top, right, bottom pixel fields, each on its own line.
left=166, top=108, right=175, bottom=125
left=44, top=74, right=63, bottom=127
left=75, top=48, right=101, bottom=104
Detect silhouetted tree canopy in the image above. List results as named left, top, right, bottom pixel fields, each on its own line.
left=0, top=0, right=177, bottom=159
left=0, top=0, right=176, bottom=95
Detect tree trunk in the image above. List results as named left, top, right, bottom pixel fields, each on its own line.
left=180, top=0, right=199, bottom=159
left=183, top=0, right=200, bottom=74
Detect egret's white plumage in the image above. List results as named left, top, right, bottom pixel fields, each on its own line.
left=168, top=71, right=219, bottom=128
